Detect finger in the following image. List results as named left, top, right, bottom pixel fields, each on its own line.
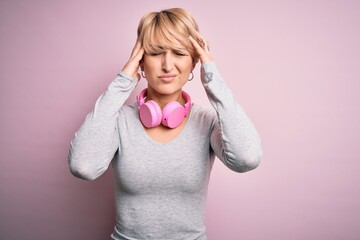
left=190, top=34, right=210, bottom=54
left=137, top=72, right=141, bottom=82
left=189, top=34, right=213, bottom=63
left=122, top=46, right=145, bottom=79
left=189, top=35, right=205, bottom=55
left=192, top=30, right=210, bottom=51
left=132, top=46, right=145, bottom=62
left=200, top=38, right=210, bottom=53
left=126, top=48, right=144, bottom=72
left=130, top=40, right=142, bottom=59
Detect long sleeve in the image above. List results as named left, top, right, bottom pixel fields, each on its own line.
left=68, top=72, right=138, bottom=180
left=202, top=61, right=263, bottom=172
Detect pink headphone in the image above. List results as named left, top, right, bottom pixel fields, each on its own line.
left=137, top=88, right=192, bottom=129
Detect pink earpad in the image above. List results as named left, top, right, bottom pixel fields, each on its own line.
left=139, top=100, right=162, bottom=128
left=162, top=102, right=186, bottom=128
left=137, top=88, right=191, bottom=129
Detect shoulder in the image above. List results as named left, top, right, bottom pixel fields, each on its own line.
left=117, top=102, right=138, bottom=125
left=119, top=102, right=138, bottom=115
left=190, top=104, right=217, bottom=127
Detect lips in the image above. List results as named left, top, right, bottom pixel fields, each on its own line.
left=159, top=74, right=177, bottom=82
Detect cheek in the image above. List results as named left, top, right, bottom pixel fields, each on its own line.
left=143, top=57, right=158, bottom=72
left=180, top=66, right=193, bottom=83
left=179, top=58, right=194, bottom=72
left=143, top=65, right=159, bottom=79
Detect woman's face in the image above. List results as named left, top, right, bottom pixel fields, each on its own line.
left=141, top=42, right=194, bottom=96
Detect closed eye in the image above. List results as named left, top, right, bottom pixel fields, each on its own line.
left=149, top=52, right=161, bottom=56
left=174, top=51, right=187, bottom=56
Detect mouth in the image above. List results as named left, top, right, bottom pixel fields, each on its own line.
left=159, top=74, right=177, bottom=82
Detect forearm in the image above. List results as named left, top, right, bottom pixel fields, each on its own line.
left=202, top=61, right=263, bottom=172
left=68, top=72, right=137, bottom=180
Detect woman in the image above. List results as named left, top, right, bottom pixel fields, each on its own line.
left=68, top=8, right=263, bottom=240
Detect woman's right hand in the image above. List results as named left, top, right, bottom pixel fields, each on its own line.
left=122, top=40, right=145, bottom=81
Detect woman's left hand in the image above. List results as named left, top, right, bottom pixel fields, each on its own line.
left=189, top=31, right=213, bottom=64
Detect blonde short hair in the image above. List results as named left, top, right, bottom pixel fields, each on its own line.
left=137, top=8, right=200, bottom=63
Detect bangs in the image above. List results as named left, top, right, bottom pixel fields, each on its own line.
left=141, top=12, right=197, bottom=59
left=144, top=28, right=189, bottom=53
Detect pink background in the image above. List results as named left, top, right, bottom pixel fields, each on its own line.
left=1, top=0, right=359, bottom=239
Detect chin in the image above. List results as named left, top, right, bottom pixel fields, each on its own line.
left=149, top=83, right=186, bottom=95
left=155, top=87, right=181, bottom=96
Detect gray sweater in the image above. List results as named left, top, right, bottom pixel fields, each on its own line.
left=68, top=61, right=263, bottom=240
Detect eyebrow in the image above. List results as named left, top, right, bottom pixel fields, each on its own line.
left=174, top=47, right=187, bottom=50
left=157, top=45, right=166, bottom=50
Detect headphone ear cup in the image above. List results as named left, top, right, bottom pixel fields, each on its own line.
left=139, top=100, right=162, bottom=128
left=162, top=102, right=186, bottom=128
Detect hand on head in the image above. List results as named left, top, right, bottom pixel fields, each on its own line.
left=121, top=31, right=212, bottom=83
left=188, top=31, right=213, bottom=64
left=122, top=40, right=145, bottom=81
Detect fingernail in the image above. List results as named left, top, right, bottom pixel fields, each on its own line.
left=189, top=35, right=193, bottom=39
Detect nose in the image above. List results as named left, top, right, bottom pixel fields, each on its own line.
left=162, top=52, right=174, bottom=72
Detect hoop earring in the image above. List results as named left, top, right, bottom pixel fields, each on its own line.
left=188, top=72, right=194, bottom=81
left=141, top=71, right=146, bottom=78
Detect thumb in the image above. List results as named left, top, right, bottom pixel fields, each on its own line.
left=137, top=72, right=141, bottom=81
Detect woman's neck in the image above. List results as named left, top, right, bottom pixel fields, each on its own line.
left=146, top=88, right=185, bottom=109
